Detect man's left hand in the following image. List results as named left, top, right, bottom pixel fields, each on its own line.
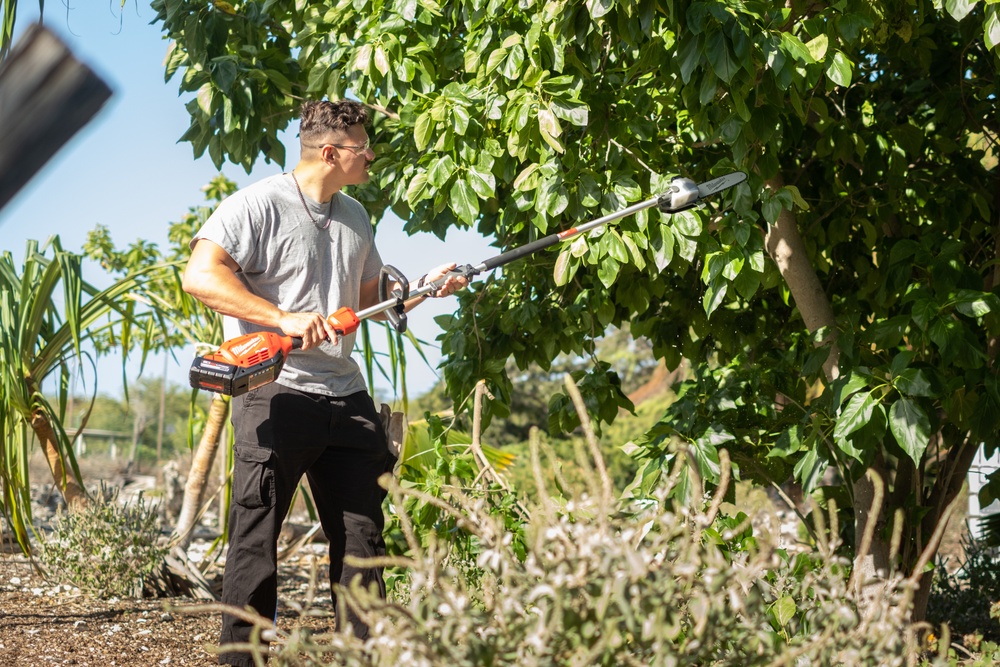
left=424, top=263, right=469, bottom=298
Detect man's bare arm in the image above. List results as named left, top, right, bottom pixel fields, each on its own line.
left=183, top=239, right=339, bottom=349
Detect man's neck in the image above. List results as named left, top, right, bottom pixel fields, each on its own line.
left=292, top=161, right=342, bottom=203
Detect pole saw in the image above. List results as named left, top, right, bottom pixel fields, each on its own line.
left=189, top=171, right=747, bottom=396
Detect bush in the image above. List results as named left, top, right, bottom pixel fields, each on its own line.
left=224, top=434, right=948, bottom=666
left=927, top=535, right=1000, bottom=645
left=40, top=484, right=167, bottom=598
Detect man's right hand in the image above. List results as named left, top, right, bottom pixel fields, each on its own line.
left=277, top=311, right=340, bottom=350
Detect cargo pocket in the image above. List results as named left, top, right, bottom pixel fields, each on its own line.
left=232, top=444, right=275, bottom=509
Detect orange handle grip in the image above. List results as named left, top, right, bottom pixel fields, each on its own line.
left=328, top=306, right=360, bottom=335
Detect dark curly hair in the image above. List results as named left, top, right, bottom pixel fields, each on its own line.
left=298, top=100, right=369, bottom=143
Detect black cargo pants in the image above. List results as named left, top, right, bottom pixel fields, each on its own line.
left=217, top=382, right=393, bottom=667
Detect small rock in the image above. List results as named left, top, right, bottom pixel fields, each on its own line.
left=160, top=612, right=174, bottom=622
left=10, top=577, right=21, bottom=585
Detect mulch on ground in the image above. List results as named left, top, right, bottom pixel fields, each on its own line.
left=0, top=541, right=336, bottom=666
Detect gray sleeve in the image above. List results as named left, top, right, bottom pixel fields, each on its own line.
left=363, top=234, right=383, bottom=283
left=355, top=200, right=382, bottom=282
left=190, top=192, right=263, bottom=273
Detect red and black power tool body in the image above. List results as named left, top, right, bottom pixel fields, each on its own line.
left=190, top=271, right=396, bottom=396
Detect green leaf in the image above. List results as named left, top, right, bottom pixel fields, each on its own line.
left=703, top=277, right=727, bottom=317
left=706, top=30, right=737, bottom=83
left=355, top=44, right=373, bottom=72
left=986, top=7, right=1000, bottom=50
left=450, top=178, right=479, bottom=225
left=652, top=226, right=674, bottom=271
left=772, top=595, right=797, bottom=627
left=734, top=265, right=760, bottom=300
left=606, top=231, right=629, bottom=263
left=945, top=0, right=976, bottom=22
left=452, top=106, right=471, bottom=135
left=211, top=58, right=238, bottom=93
left=889, top=398, right=931, bottom=465
left=414, top=113, right=434, bottom=151
left=538, top=107, right=564, bottom=153
left=621, top=234, right=646, bottom=271
left=895, top=368, right=934, bottom=397
left=793, top=447, right=825, bottom=491
left=551, top=99, right=590, bottom=126
left=513, top=163, right=541, bottom=191
left=486, top=47, right=507, bottom=74
left=554, top=249, right=578, bottom=286
left=780, top=33, right=814, bottom=63
left=769, top=424, right=804, bottom=459
left=954, top=290, right=1000, bottom=318
left=834, top=371, right=870, bottom=407
left=467, top=166, right=496, bottom=199
left=827, top=50, right=852, bottom=87
left=501, top=44, right=525, bottom=80
left=762, top=196, right=783, bottom=225
left=834, top=391, right=876, bottom=441
left=970, top=387, right=1000, bottom=441
left=784, top=185, right=810, bottom=211
left=196, top=84, right=214, bottom=116
left=586, top=0, right=614, bottom=19
left=598, top=256, right=620, bottom=288
left=805, top=34, right=828, bottom=61
left=375, top=44, right=389, bottom=76
left=405, top=172, right=431, bottom=207
left=673, top=211, right=701, bottom=237
left=428, top=154, right=456, bottom=188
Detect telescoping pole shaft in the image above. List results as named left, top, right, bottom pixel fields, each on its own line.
left=351, top=194, right=664, bottom=323
left=352, top=171, right=746, bottom=324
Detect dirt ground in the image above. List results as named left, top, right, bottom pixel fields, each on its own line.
left=0, top=541, right=336, bottom=666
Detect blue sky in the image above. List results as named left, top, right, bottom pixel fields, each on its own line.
left=2, top=3, right=494, bottom=402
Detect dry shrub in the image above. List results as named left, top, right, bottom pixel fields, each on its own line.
left=39, top=484, right=167, bottom=598
left=212, top=431, right=951, bottom=667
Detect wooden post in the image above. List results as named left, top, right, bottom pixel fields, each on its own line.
left=0, top=23, right=112, bottom=213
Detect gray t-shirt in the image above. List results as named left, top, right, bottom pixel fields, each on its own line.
left=192, top=173, right=383, bottom=396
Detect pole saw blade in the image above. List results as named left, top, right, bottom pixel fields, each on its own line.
left=697, top=171, right=748, bottom=198
left=657, top=171, right=747, bottom=213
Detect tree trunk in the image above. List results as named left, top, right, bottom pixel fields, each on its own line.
left=762, top=175, right=900, bottom=601
left=172, top=394, right=230, bottom=550
left=30, top=408, right=87, bottom=510
left=763, top=175, right=841, bottom=382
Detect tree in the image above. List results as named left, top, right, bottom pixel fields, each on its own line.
left=153, top=0, right=1000, bottom=619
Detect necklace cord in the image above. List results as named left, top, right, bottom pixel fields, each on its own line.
left=290, top=172, right=333, bottom=230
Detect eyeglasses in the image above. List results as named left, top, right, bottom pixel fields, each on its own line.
left=304, top=140, right=371, bottom=155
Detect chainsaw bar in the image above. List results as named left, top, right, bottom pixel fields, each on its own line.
left=657, top=171, right=747, bottom=213
left=698, top=171, right=748, bottom=198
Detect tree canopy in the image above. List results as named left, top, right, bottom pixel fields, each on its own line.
left=154, top=0, right=999, bottom=617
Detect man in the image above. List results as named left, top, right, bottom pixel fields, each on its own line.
left=182, top=99, right=466, bottom=666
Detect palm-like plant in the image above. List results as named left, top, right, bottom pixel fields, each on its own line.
left=0, top=236, right=178, bottom=554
